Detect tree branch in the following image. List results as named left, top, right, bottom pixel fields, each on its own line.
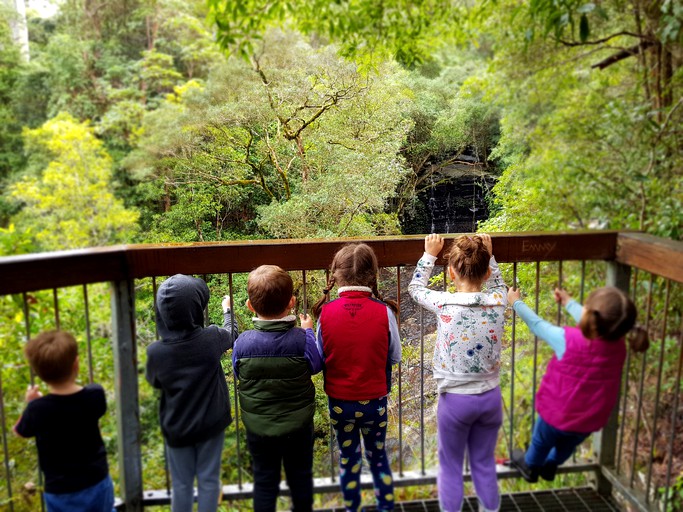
left=591, top=40, right=656, bottom=70
left=557, top=31, right=644, bottom=47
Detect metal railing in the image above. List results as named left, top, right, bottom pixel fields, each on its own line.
left=0, top=231, right=681, bottom=511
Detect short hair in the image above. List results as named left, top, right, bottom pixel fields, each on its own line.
left=247, top=265, right=293, bottom=318
left=447, top=235, right=491, bottom=282
left=24, top=330, right=78, bottom=384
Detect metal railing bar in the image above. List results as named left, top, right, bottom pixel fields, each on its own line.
left=419, top=305, right=425, bottom=475
left=629, top=273, right=654, bottom=488
left=645, top=278, right=670, bottom=502
left=573, top=260, right=587, bottom=466
left=617, top=269, right=638, bottom=474
left=22, top=291, right=45, bottom=512
left=202, top=274, right=209, bottom=326
left=324, top=268, right=336, bottom=483
left=52, top=288, right=60, bottom=330
left=22, top=292, right=32, bottom=386
left=531, top=262, right=540, bottom=433
left=0, top=368, right=14, bottom=512
left=396, top=265, right=404, bottom=477
left=83, top=284, right=94, bottom=384
left=228, top=272, right=243, bottom=491
left=579, top=260, right=586, bottom=305
left=152, top=277, right=159, bottom=339
left=662, top=314, right=683, bottom=512
left=509, top=262, right=517, bottom=457
left=556, top=261, right=563, bottom=326
left=301, top=270, right=308, bottom=314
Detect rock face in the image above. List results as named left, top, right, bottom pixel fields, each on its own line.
left=403, top=171, right=495, bottom=235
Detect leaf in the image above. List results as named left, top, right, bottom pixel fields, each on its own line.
left=579, top=14, right=590, bottom=42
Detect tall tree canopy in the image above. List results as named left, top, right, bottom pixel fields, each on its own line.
left=128, top=30, right=413, bottom=240
left=10, top=113, right=139, bottom=249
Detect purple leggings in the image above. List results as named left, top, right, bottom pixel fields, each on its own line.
left=437, top=387, right=502, bottom=512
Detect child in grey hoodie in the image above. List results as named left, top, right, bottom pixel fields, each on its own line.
left=146, top=274, right=238, bottom=512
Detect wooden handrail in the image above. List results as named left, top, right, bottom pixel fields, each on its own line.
left=616, top=232, right=683, bottom=283
left=0, top=231, right=623, bottom=295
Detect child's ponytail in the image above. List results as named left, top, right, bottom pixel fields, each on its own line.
left=580, top=287, right=649, bottom=353
left=628, top=325, right=650, bottom=353
left=312, top=276, right=335, bottom=319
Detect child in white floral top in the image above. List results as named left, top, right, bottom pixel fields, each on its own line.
left=409, top=233, right=507, bottom=512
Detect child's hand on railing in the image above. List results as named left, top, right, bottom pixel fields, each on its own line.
left=480, top=233, right=492, bottom=255
left=507, top=287, right=521, bottom=304
left=299, top=313, right=313, bottom=330
left=425, top=234, right=444, bottom=257
left=25, top=385, right=42, bottom=403
left=222, top=295, right=231, bottom=313
left=553, top=288, right=571, bottom=306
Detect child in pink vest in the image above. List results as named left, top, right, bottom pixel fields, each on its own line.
left=507, top=285, right=649, bottom=482
left=313, top=243, right=401, bottom=512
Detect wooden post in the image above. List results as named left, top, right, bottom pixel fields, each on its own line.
left=111, top=279, right=143, bottom=511
left=593, top=262, right=631, bottom=496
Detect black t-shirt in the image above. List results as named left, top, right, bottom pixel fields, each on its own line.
left=14, top=384, right=109, bottom=494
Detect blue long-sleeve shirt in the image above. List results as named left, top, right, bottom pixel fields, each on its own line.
left=512, top=299, right=583, bottom=360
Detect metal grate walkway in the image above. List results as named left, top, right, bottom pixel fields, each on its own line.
left=316, top=487, right=622, bottom=511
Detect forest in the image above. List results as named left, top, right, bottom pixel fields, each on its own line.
left=0, top=0, right=682, bottom=510
left=0, top=0, right=680, bottom=253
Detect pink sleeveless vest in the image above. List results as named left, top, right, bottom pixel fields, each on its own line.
left=536, top=326, right=626, bottom=433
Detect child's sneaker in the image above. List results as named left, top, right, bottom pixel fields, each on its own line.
left=510, top=449, right=539, bottom=483
left=539, top=463, right=557, bottom=481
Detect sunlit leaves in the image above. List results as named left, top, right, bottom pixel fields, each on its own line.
left=207, top=0, right=463, bottom=67
left=10, top=113, right=140, bottom=250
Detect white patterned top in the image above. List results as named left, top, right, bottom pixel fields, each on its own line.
left=408, top=253, right=507, bottom=394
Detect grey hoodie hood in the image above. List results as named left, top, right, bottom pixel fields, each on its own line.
left=155, top=274, right=209, bottom=340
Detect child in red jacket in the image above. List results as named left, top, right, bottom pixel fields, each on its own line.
left=313, top=243, right=401, bottom=512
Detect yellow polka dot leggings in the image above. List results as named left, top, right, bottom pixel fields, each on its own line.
left=328, top=396, right=394, bottom=511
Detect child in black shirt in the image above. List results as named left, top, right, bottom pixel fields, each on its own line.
left=14, top=330, right=114, bottom=512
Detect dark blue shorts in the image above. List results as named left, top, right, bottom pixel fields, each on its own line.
left=44, top=474, right=114, bottom=512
